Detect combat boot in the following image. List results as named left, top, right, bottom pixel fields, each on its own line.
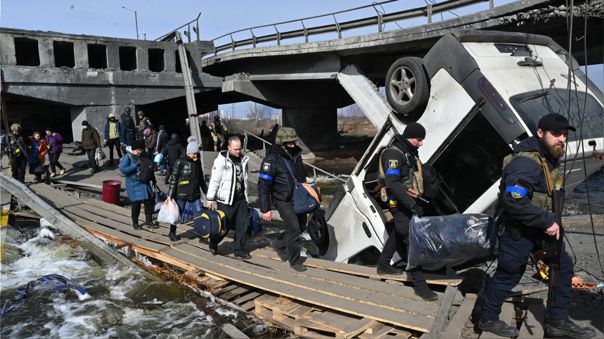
left=412, top=280, right=438, bottom=301
left=132, top=220, right=142, bottom=230
left=376, top=263, right=403, bottom=275
left=478, top=319, right=519, bottom=337
left=545, top=318, right=595, bottom=338
left=168, top=225, right=180, bottom=241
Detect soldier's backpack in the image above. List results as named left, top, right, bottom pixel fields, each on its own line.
left=193, top=207, right=228, bottom=239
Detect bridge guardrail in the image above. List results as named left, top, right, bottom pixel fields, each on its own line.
left=240, top=128, right=347, bottom=183
left=208, top=0, right=494, bottom=55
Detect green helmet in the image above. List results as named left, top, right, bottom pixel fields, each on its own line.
left=10, top=123, right=22, bottom=133
left=275, top=127, right=298, bottom=145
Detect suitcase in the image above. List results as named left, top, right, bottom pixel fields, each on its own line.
left=193, top=208, right=227, bottom=239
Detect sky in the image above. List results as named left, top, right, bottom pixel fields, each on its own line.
left=1, top=0, right=602, bottom=112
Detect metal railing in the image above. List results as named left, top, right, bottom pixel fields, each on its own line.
left=241, top=128, right=347, bottom=183
left=155, top=12, right=202, bottom=42
left=209, top=0, right=494, bottom=55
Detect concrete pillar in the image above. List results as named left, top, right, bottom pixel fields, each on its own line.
left=106, top=42, right=119, bottom=70
left=282, top=107, right=338, bottom=147
left=70, top=106, right=113, bottom=142
left=39, top=38, right=54, bottom=67
left=74, top=40, right=88, bottom=68
left=0, top=33, right=16, bottom=64
left=137, top=46, right=147, bottom=71
left=165, top=48, right=176, bottom=72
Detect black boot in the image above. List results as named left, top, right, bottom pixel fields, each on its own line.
left=168, top=225, right=180, bottom=241
left=478, top=319, right=519, bottom=338
left=412, top=280, right=438, bottom=301
left=376, top=263, right=403, bottom=275
left=545, top=318, right=596, bottom=339
left=145, top=215, right=160, bottom=229
left=132, top=219, right=142, bottom=230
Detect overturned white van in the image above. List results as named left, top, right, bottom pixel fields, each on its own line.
left=316, top=30, right=604, bottom=263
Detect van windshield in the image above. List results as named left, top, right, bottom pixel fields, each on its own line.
left=510, top=89, right=603, bottom=140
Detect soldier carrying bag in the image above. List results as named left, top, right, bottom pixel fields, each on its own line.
left=281, top=158, right=320, bottom=214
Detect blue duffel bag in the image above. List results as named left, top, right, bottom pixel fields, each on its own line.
left=193, top=207, right=228, bottom=239
left=248, top=208, right=263, bottom=237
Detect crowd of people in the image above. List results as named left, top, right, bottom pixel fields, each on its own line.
left=3, top=111, right=595, bottom=338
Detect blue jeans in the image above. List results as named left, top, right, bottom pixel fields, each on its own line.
left=176, top=199, right=202, bottom=224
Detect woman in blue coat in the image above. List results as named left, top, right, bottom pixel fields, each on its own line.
left=119, top=140, right=159, bottom=230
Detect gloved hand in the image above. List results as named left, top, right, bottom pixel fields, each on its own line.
left=411, top=204, right=424, bottom=217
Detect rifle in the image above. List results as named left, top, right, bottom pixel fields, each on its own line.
left=530, top=188, right=565, bottom=318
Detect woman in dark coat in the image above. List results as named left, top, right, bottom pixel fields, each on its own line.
left=120, top=140, right=159, bottom=230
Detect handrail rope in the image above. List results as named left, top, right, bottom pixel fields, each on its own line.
left=241, top=128, right=347, bottom=182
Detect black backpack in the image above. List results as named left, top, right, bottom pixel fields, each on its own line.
left=137, top=156, right=155, bottom=182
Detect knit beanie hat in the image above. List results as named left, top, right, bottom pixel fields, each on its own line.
left=187, top=136, right=197, bottom=143
left=402, top=122, right=426, bottom=139
left=186, top=141, right=199, bottom=154
left=131, top=140, right=145, bottom=151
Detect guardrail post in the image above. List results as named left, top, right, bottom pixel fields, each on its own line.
left=274, top=25, right=281, bottom=46
left=230, top=33, right=235, bottom=51
left=426, top=4, right=433, bottom=24
left=187, top=24, right=192, bottom=42
left=489, top=0, right=494, bottom=9
left=301, top=20, right=309, bottom=43
left=333, top=14, right=342, bottom=39
left=372, top=5, right=384, bottom=33
left=250, top=29, right=257, bottom=48
left=196, top=16, right=200, bottom=41
left=243, top=132, right=248, bottom=151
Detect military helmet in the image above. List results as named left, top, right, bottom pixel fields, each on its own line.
left=275, top=127, right=298, bottom=145
left=10, top=123, right=22, bottom=133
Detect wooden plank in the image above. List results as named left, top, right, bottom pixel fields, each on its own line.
left=220, top=286, right=252, bottom=301
left=422, top=285, right=459, bottom=338
left=245, top=255, right=438, bottom=310
left=176, top=243, right=438, bottom=318
left=358, top=323, right=395, bottom=338
left=232, top=291, right=261, bottom=306
left=63, top=205, right=171, bottom=246
left=163, top=245, right=435, bottom=332
left=250, top=247, right=461, bottom=286
left=64, top=210, right=166, bottom=252
left=441, top=294, right=477, bottom=339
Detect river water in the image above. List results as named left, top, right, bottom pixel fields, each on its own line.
left=0, top=220, right=268, bottom=338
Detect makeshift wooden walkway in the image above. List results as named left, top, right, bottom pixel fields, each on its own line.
left=31, top=183, right=471, bottom=338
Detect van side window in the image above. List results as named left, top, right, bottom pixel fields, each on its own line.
left=430, top=111, right=512, bottom=213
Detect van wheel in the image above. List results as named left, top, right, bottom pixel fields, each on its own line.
left=307, top=209, right=328, bottom=253
left=385, top=57, right=429, bottom=123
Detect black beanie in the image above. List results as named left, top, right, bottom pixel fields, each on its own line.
left=402, top=122, right=426, bottom=139
left=131, top=140, right=145, bottom=151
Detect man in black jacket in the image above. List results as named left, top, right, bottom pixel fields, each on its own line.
left=162, top=133, right=184, bottom=184
left=2, top=123, right=29, bottom=183
left=479, top=114, right=595, bottom=338
left=167, top=140, right=208, bottom=241
left=379, top=122, right=437, bottom=301
left=258, top=127, right=308, bottom=272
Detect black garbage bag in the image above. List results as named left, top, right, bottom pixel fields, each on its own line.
left=407, top=214, right=497, bottom=271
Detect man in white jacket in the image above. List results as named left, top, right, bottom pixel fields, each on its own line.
left=206, top=136, right=251, bottom=259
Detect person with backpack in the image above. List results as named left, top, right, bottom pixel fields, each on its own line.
left=206, top=136, right=251, bottom=258
left=120, top=108, right=136, bottom=147
left=80, top=121, right=101, bottom=173
left=257, top=127, right=308, bottom=272
left=209, top=115, right=228, bottom=151
left=377, top=122, right=437, bottom=301
left=167, top=140, right=208, bottom=241
left=162, top=133, right=184, bottom=184
left=119, top=140, right=159, bottom=230
left=2, top=123, right=29, bottom=183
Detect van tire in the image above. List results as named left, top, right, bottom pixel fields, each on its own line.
left=385, top=57, right=429, bottom=123
left=307, top=209, right=328, bottom=250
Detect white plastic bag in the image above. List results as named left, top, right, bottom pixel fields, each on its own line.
left=95, top=148, right=106, bottom=161
left=157, top=198, right=180, bottom=224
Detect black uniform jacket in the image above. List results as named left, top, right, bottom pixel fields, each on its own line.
left=168, top=155, right=208, bottom=200
left=258, top=144, right=305, bottom=213
left=381, top=135, right=422, bottom=213
left=498, top=136, right=557, bottom=232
